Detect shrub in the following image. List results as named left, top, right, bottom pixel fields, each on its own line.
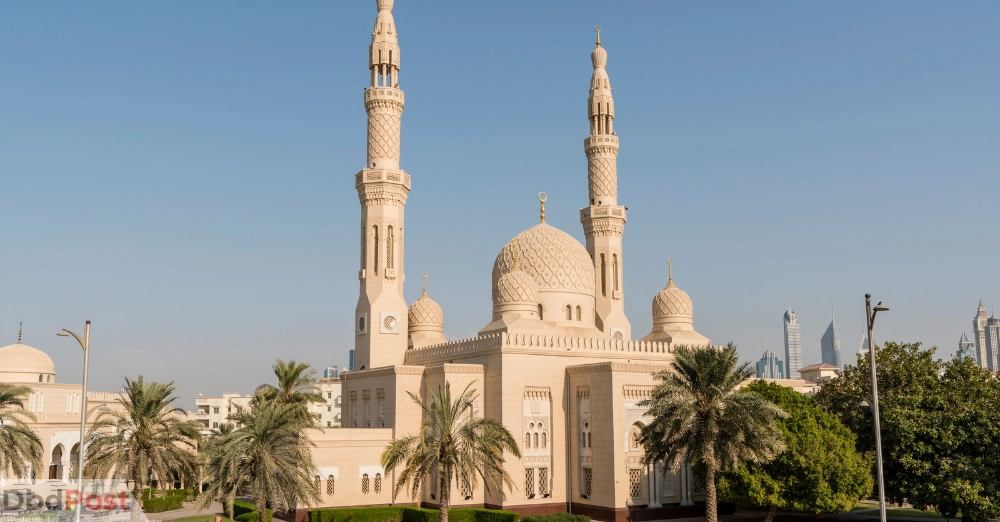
left=522, top=515, right=588, bottom=522
left=451, top=508, right=520, bottom=522
left=228, top=500, right=272, bottom=522
left=142, top=496, right=184, bottom=513
left=308, top=507, right=517, bottom=522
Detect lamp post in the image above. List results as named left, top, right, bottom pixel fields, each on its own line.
left=865, top=295, right=889, bottom=522
left=58, top=321, right=90, bottom=522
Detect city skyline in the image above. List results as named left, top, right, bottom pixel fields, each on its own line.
left=4, top=1, right=1000, bottom=399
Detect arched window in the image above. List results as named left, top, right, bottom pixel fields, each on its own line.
left=613, top=254, right=620, bottom=292
left=362, top=473, right=370, bottom=494
left=587, top=432, right=592, bottom=447
left=533, top=433, right=538, bottom=448
left=314, top=476, right=321, bottom=490
left=537, top=304, right=543, bottom=320
left=541, top=432, right=547, bottom=448
left=373, top=226, right=379, bottom=275
left=575, top=306, right=582, bottom=321
left=600, top=254, right=607, bottom=296
left=525, top=432, right=531, bottom=448
left=566, top=305, right=572, bottom=320
left=39, top=375, right=43, bottom=382
left=374, top=473, right=382, bottom=494
left=326, top=476, right=335, bottom=495
left=386, top=226, right=394, bottom=269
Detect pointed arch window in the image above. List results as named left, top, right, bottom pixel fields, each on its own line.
left=373, top=226, right=379, bottom=275
left=386, top=225, right=394, bottom=270
left=576, top=306, right=582, bottom=321
left=533, top=433, right=539, bottom=448
left=538, top=304, right=543, bottom=320
left=613, top=254, right=620, bottom=292
left=566, top=305, right=572, bottom=320
left=600, top=254, right=607, bottom=296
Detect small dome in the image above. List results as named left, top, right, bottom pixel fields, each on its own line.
left=0, top=343, right=56, bottom=375
left=591, top=45, right=607, bottom=69
left=494, top=269, right=538, bottom=305
left=376, top=0, right=393, bottom=11
left=653, top=279, right=693, bottom=321
left=492, top=223, right=596, bottom=297
left=409, top=290, right=443, bottom=327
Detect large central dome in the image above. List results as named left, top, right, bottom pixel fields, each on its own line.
left=492, top=223, right=596, bottom=296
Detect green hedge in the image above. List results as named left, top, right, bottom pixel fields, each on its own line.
left=521, top=515, right=589, bottom=522
left=142, top=496, right=184, bottom=513
left=308, top=507, right=518, bottom=522
left=229, top=500, right=273, bottom=522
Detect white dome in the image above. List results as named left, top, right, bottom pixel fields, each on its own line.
left=494, top=269, right=537, bottom=305
left=492, top=223, right=596, bottom=297
left=409, top=291, right=443, bottom=327
left=652, top=279, right=693, bottom=326
left=0, top=343, right=56, bottom=375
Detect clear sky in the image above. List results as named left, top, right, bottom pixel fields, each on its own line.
left=3, top=1, right=1000, bottom=403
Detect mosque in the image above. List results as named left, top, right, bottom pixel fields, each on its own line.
left=306, top=1, right=714, bottom=520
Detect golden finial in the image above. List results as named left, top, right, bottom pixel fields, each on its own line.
left=511, top=239, right=521, bottom=270
left=17, top=322, right=22, bottom=344
left=538, top=192, right=547, bottom=224
left=667, top=259, right=673, bottom=283
left=595, top=25, right=601, bottom=47
left=421, top=271, right=429, bottom=296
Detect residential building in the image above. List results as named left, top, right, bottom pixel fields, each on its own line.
left=784, top=305, right=803, bottom=379
left=799, top=363, right=839, bottom=385
left=194, top=393, right=253, bottom=435
left=821, top=312, right=841, bottom=370
left=313, top=377, right=343, bottom=428
left=756, top=351, right=785, bottom=379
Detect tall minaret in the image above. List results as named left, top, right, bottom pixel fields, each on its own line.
left=580, top=27, right=630, bottom=340
left=354, top=0, right=410, bottom=370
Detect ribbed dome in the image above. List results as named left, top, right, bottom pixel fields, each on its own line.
left=376, top=0, right=393, bottom=11
left=653, top=280, right=693, bottom=320
left=494, top=269, right=538, bottom=305
left=409, top=290, right=443, bottom=327
left=492, top=223, right=596, bottom=297
left=591, top=45, right=607, bottom=69
left=0, top=343, right=56, bottom=374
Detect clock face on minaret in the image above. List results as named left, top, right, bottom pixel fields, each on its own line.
left=353, top=0, right=410, bottom=371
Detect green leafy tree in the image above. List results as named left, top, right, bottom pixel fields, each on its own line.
left=198, top=400, right=320, bottom=522
left=253, top=359, right=323, bottom=423
left=638, top=344, right=787, bottom=522
left=814, top=342, right=942, bottom=507
left=717, top=380, right=874, bottom=521
left=83, top=376, right=202, bottom=521
left=0, top=383, right=43, bottom=480
left=382, top=382, right=521, bottom=522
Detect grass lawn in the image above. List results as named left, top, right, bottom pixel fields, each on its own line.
left=884, top=508, right=947, bottom=519
left=167, top=517, right=235, bottom=522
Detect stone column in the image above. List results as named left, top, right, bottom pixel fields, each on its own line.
left=680, top=463, right=693, bottom=506
left=648, top=463, right=662, bottom=508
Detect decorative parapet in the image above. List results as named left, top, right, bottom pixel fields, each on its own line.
left=343, top=364, right=424, bottom=382
left=404, top=331, right=673, bottom=364
left=622, top=384, right=655, bottom=400
left=566, top=361, right=672, bottom=375
left=423, top=363, right=484, bottom=376
left=523, top=386, right=551, bottom=401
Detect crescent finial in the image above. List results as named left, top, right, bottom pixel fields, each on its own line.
left=422, top=271, right=429, bottom=294
left=538, top=192, right=547, bottom=223
left=667, top=259, right=673, bottom=282
left=595, top=26, right=601, bottom=47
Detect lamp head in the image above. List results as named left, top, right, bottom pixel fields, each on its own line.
left=874, top=302, right=889, bottom=313
left=57, top=330, right=69, bottom=337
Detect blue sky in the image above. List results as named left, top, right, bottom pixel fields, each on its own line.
left=3, top=1, right=999, bottom=402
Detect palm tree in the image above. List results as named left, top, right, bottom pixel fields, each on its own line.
left=83, top=376, right=202, bottom=521
left=253, top=360, right=323, bottom=423
left=382, top=382, right=521, bottom=522
left=639, top=344, right=787, bottom=522
left=0, top=383, right=43, bottom=481
left=198, top=401, right=320, bottom=522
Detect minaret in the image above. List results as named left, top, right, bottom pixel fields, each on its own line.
left=580, top=27, right=630, bottom=340
left=354, top=0, right=410, bottom=371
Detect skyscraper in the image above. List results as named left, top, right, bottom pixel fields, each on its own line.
left=821, top=311, right=841, bottom=370
left=972, top=301, right=1000, bottom=370
left=957, top=332, right=976, bottom=361
left=756, top=350, right=785, bottom=379
left=784, top=304, right=803, bottom=379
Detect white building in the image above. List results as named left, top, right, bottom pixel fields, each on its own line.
left=194, top=393, right=253, bottom=434
left=312, top=378, right=342, bottom=428
left=783, top=305, right=803, bottom=379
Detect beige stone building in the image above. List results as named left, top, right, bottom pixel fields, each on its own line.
left=194, top=393, right=253, bottom=436
left=0, top=338, right=121, bottom=492
left=304, top=2, right=714, bottom=520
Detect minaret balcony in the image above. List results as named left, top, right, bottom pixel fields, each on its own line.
left=580, top=204, right=626, bottom=221
left=364, top=86, right=405, bottom=106
left=355, top=168, right=411, bottom=191
left=584, top=134, right=619, bottom=152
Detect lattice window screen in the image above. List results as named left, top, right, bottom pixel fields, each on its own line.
left=524, top=468, right=535, bottom=498
left=362, top=474, right=369, bottom=494
left=584, top=468, right=593, bottom=497
left=539, top=468, right=549, bottom=496
left=313, top=476, right=320, bottom=490
left=629, top=469, right=641, bottom=498
left=327, top=476, right=335, bottom=495
left=374, top=473, right=382, bottom=494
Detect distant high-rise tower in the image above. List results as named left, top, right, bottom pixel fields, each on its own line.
left=956, top=332, right=976, bottom=361
left=972, top=301, right=1000, bottom=370
left=821, top=311, right=841, bottom=370
left=784, top=304, right=803, bottom=379
left=756, top=350, right=785, bottom=379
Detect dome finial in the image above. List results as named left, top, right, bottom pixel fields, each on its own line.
left=668, top=259, right=673, bottom=281
left=422, top=271, right=429, bottom=296
left=595, top=25, right=601, bottom=47
left=511, top=239, right=521, bottom=270
left=538, top=192, right=547, bottom=223
left=17, top=322, right=22, bottom=344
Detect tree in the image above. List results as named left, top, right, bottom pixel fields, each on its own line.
left=253, top=359, right=323, bottom=423
left=382, top=382, right=521, bottom=522
left=0, top=383, right=43, bottom=480
left=717, top=380, right=874, bottom=521
left=638, top=344, right=787, bottom=522
left=814, top=342, right=942, bottom=507
left=84, top=376, right=202, bottom=521
left=198, top=400, right=320, bottom=522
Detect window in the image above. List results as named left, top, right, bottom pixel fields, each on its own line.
left=583, top=468, right=593, bottom=497
left=328, top=392, right=332, bottom=399
left=326, top=476, right=335, bottom=495
left=327, top=406, right=331, bottom=412
left=386, top=226, right=394, bottom=269
left=575, top=306, right=581, bottom=321
left=373, top=226, right=379, bottom=275
left=541, top=432, right=547, bottom=448
left=525, top=468, right=535, bottom=498
left=525, top=432, right=531, bottom=448
left=537, top=304, right=543, bottom=319
left=374, top=473, right=382, bottom=494
left=629, top=469, right=641, bottom=498
left=362, top=474, right=370, bottom=494
left=39, top=375, right=43, bottom=383
left=588, top=432, right=592, bottom=447
left=460, top=474, right=472, bottom=500
left=214, top=407, right=219, bottom=414
left=631, top=431, right=641, bottom=450
left=213, top=422, right=218, bottom=429
left=539, top=468, right=549, bottom=497
left=600, top=254, right=606, bottom=296
left=613, top=254, right=620, bottom=292
left=314, top=476, right=321, bottom=490
left=566, top=305, right=572, bottom=320
left=533, top=433, right=538, bottom=448
left=327, top=421, right=331, bottom=427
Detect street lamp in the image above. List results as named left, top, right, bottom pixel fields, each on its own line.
left=57, top=321, right=90, bottom=522
left=866, top=295, right=889, bottom=522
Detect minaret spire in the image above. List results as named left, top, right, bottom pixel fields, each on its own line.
left=354, top=0, right=411, bottom=371
left=581, top=28, right=630, bottom=340
left=17, top=322, right=22, bottom=344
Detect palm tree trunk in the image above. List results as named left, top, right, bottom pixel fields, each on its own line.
left=439, top=474, right=450, bottom=522
left=763, top=505, right=777, bottom=522
left=704, top=464, right=717, bottom=522
left=130, top=480, right=143, bottom=522
left=255, top=497, right=268, bottom=522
